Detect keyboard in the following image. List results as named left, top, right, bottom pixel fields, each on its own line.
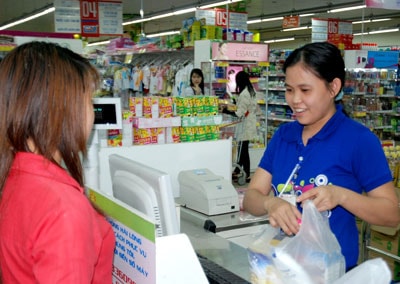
left=197, top=253, right=250, bottom=284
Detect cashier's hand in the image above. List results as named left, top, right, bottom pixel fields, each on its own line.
left=266, top=197, right=302, bottom=236
left=296, top=185, right=340, bottom=212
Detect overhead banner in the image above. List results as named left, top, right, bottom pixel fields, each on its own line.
left=211, top=42, right=268, bottom=61
left=54, top=0, right=123, bottom=36
left=366, top=0, right=400, bottom=10
left=196, top=8, right=248, bottom=30
left=311, top=18, right=352, bottom=45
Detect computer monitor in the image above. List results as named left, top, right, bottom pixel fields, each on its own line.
left=109, top=154, right=180, bottom=237
left=92, top=97, right=123, bottom=130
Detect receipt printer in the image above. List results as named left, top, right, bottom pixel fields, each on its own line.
left=178, top=169, right=240, bottom=215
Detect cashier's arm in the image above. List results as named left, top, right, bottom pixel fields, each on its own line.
left=243, top=168, right=275, bottom=216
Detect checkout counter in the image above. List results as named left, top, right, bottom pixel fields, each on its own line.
left=177, top=169, right=269, bottom=282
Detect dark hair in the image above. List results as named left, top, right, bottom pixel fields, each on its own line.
left=189, top=68, right=205, bottom=94
left=0, top=41, right=100, bottom=191
left=235, top=71, right=256, bottom=97
left=283, top=42, right=345, bottom=95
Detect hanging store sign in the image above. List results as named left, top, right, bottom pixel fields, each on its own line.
left=54, top=0, right=123, bottom=37
left=211, top=42, right=268, bottom=62
left=311, top=18, right=352, bottom=45
left=80, top=0, right=99, bottom=37
left=196, top=8, right=248, bottom=30
left=366, top=0, right=400, bottom=10
left=282, top=15, right=300, bottom=29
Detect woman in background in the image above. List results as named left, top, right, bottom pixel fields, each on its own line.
left=184, top=68, right=205, bottom=96
left=243, top=42, right=399, bottom=271
left=0, top=42, right=115, bottom=283
left=225, top=71, right=258, bottom=183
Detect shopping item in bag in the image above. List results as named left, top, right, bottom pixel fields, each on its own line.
left=273, top=200, right=346, bottom=284
left=247, top=225, right=288, bottom=284
left=247, top=200, right=345, bottom=284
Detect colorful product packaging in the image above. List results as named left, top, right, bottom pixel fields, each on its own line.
left=176, top=97, right=194, bottom=117
left=166, top=127, right=181, bottom=143
left=195, top=126, right=207, bottom=141
left=193, top=96, right=205, bottom=116
left=129, top=97, right=143, bottom=117
left=107, top=129, right=122, bottom=147
left=179, top=127, right=196, bottom=142
left=151, top=128, right=166, bottom=144
left=207, top=96, right=219, bottom=115
left=143, top=96, right=159, bottom=118
left=158, top=96, right=174, bottom=118
left=206, top=125, right=220, bottom=140
left=133, top=128, right=152, bottom=145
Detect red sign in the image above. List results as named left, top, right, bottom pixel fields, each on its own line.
left=80, top=0, right=100, bottom=37
left=215, top=10, right=228, bottom=26
left=327, top=19, right=339, bottom=35
left=282, top=16, right=300, bottom=29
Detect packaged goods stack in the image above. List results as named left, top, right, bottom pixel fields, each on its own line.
left=106, top=95, right=223, bottom=146
left=175, top=96, right=222, bottom=142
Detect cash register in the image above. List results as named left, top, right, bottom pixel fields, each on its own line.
left=178, top=168, right=240, bottom=216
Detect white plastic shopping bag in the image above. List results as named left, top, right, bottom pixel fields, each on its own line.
left=247, top=200, right=346, bottom=284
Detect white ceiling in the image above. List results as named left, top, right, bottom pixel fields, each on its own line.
left=0, top=0, right=399, bottom=43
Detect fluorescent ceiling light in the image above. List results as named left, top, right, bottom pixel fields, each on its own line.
left=300, top=13, right=315, bottom=17
left=352, top=18, right=391, bottom=24
left=248, top=14, right=312, bottom=25
left=200, top=0, right=243, bottom=9
left=87, top=40, right=111, bottom=47
left=262, top=16, right=284, bottom=22
left=124, top=4, right=200, bottom=25
left=354, top=28, right=399, bottom=36
left=174, top=7, right=197, bottom=15
left=247, top=16, right=283, bottom=25
left=328, top=5, right=366, bottom=13
left=264, top=37, right=295, bottom=43
left=369, top=28, right=399, bottom=34
left=282, top=26, right=310, bottom=32
left=247, top=19, right=261, bottom=24
left=0, top=6, right=55, bottom=30
left=146, top=30, right=180, bottom=38
left=150, top=12, right=174, bottom=20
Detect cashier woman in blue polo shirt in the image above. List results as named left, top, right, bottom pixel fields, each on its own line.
left=243, top=42, right=400, bottom=271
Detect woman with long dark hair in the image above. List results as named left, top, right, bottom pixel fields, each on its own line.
left=184, top=68, right=205, bottom=96
left=0, top=42, right=115, bottom=283
left=225, top=71, right=258, bottom=183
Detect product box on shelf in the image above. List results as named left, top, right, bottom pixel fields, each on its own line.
left=369, top=227, right=399, bottom=256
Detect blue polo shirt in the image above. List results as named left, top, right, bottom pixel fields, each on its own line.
left=259, top=104, right=393, bottom=269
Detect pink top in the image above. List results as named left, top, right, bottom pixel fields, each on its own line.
left=0, top=152, right=115, bottom=283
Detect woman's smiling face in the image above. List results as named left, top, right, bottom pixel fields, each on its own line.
left=284, top=63, right=338, bottom=130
